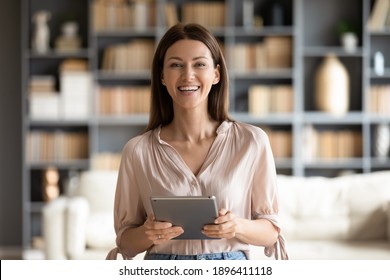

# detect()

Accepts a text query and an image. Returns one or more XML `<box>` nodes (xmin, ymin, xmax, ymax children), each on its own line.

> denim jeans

<box><xmin>144</xmin><ymin>251</ymin><xmax>247</xmax><ymax>260</ymax></box>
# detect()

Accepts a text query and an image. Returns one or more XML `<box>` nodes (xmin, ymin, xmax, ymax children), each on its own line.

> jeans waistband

<box><xmin>144</xmin><ymin>251</ymin><xmax>247</xmax><ymax>260</ymax></box>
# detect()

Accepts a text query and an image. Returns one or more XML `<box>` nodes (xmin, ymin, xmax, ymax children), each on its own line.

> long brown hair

<box><xmin>146</xmin><ymin>23</ymin><xmax>230</xmax><ymax>131</ymax></box>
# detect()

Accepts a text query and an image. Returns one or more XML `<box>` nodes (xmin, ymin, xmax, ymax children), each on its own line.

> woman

<box><xmin>106</xmin><ymin>23</ymin><xmax>288</xmax><ymax>260</ymax></box>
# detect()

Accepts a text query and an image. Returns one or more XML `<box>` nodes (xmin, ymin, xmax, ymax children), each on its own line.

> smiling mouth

<box><xmin>178</xmin><ymin>86</ymin><xmax>200</xmax><ymax>92</ymax></box>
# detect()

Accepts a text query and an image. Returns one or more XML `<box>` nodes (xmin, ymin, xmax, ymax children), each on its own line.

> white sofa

<box><xmin>42</xmin><ymin>170</ymin><xmax>390</xmax><ymax>260</ymax></box>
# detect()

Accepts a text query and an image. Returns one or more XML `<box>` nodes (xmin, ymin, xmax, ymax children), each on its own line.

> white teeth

<box><xmin>178</xmin><ymin>86</ymin><xmax>199</xmax><ymax>91</ymax></box>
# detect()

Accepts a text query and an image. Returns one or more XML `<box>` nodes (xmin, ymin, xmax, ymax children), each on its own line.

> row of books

<box><xmin>229</xmin><ymin>36</ymin><xmax>293</xmax><ymax>72</ymax></box>
<box><xmin>91</xmin><ymin>152</ymin><xmax>121</xmax><ymax>171</ymax></box>
<box><xmin>181</xmin><ymin>2</ymin><xmax>225</xmax><ymax>29</ymax></box>
<box><xmin>97</xmin><ymin>86</ymin><xmax>151</xmax><ymax>115</ymax></box>
<box><xmin>369</xmin><ymin>85</ymin><xmax>390</xmax><ymax>115</ymax></box>
<box><xmin>303</xmin><ymin>126</ymin><xmax>362</xmax><ymax>161</ymax></box>
<box><xmin>93</xmin><ymin>0</ymin><xmax>156</xmax><ymax>31</ymax></box>
<box><xmin>262</xmin><ymin>127</ymin><xmax>292</xmax><ymax>159</ymax></box>
<box><xmin>164</xmin><ymin>1</ymin><xmax>226</xmax><ymax>29</ymax></box>
<box><xmin>248</xmin><ymin>85</ymin><xmax>293</xmax><ymax>115</ymax></box>
<box><xmin>367</xmin><ymin>0</ymin><xmax>390</xmax><ymax>31</ymax></box>
<box><xmin>26</xmin><ymin>131</ymin><xmax>89</xmax><ymax>163</ymax></box>
<box><xmin>101</xmin><ymin>40</ymin><xmax>155</xmax><ymax>73</ymax></box>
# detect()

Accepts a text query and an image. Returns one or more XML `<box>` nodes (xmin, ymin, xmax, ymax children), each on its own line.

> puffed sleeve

<box><xmin>251</xmin><ymin>129</ymin><xmax>289</xmax><ymax>260</ymax></box>
<box><xmin>106</xmin><ymin>137</ymin><xmax>147</xmax><ymax>260</ymax></box>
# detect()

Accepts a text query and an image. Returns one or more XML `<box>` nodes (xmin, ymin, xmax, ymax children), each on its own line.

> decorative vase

<box><xmin>315</xmin><ymin>54</ymin><xmax>350</xmax><ymax>116</ymax></box>
<box><xmin>374</xmin><ymin>51</ymin><xmax>385</xmax><ymax>76</ymax></box>
<box><xmin>374</xmin><ymin>123</ymin><xmax>390</xmax><ymax>159</ymax></box>
<box><xmin>62</xmin><ymin>21</ymin><xmax>78</xmax><ymax>38</ymax></box>
<box><xmin>32</xmin><ymin>10</ymin><xmax>51</xmax><ymax>54</ymax></box>
<box><xmin>341</xmin><ymin>32</ymin><xmax>357</xmax><ymax>53</ymax></box>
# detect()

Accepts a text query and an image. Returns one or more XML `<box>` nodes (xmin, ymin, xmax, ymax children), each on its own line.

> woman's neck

<box><xmin>165</xmin><ymin>109</ymin><xmax>218</xmax><ymax>143</ymax></box>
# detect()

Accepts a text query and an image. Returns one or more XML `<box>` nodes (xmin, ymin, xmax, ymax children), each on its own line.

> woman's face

<box><xmin>162</xmin><ymin>39</ymin><xmax>220</xmax><ymax>113</ymax></box>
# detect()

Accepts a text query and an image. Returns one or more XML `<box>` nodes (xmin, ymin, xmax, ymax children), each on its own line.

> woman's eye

<box><xmin>195</xmin><ymin>62</ymin><xmax>206</xmax><ymax>67</ymax></box>
<box><xmin>170</xmin><ymin>63</ymin><xmax>182</xmax><ymax>68</ymax></box>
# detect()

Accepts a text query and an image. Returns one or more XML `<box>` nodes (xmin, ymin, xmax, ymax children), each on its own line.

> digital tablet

<box><xmin>150</xmin><ymin>196</ymin><xmax>219</xmax><ymax>240</ymax></box>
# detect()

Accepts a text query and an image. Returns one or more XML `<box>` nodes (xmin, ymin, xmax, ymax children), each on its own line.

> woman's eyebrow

<box><xmin>166</xmin><ymin>56</ymin><xmax>209</xmax><ymax>61</ymax></box>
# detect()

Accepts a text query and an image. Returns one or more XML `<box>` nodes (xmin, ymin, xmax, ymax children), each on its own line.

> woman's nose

<box><xmin>181</xmin><ymin>65</ymin><xmax>195</xmax><ymax>80</ymax></box>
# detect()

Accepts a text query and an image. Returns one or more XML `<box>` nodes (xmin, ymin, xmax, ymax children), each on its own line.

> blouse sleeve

<box><xmin>106</xmin><ymin>138</ymin><xmax>147</xmax><ymax>260</ymax></box>
<box><xmin>251</xmin><ymin>129</ymin><xmax>289</xmax><ymax>260</ymax></box>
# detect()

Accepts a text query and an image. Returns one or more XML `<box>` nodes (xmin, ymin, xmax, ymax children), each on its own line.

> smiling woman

<box><xmin>148</xmin><ymin>23</ymin><xmax>230</xmax><ymax>131</ymax></box>
<box><xmin>106</xmin><ymin>23</ymin><xmax>288</xmax><ymax>261</ymax></box>
<box><xmin>161</xmin><ymin>39</ymin><xmax>220</xmax><ymax>113</ymax></box>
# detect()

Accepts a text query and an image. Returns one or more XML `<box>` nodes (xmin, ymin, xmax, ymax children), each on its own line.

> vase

<box><xmin>341</xmin><ymin>32</ymin><xmax>357</xmax><ymax>53</ymax></box>
<box><xmin>374</xmin><ymin>123</ymin><xmax>390</xmax><ymax>159</ymax></box>
<box><xmin>62</xmin><ymin>21</ymin><xmax>78</xmax><ymax>38</ymax></box>
<box><xmin>374</xmin><ymin>51</ymin><xmax>385</xmax><ymax>76</ymax></box>
<box><xmin>315</xmin><ymin>54</ymin><xmax>350</xmax><ymax>116</ymax></box>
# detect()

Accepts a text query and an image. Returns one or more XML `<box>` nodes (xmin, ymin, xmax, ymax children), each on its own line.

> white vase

<box><xmin>374</xmin><ymin>51</ymin><xmax>385</xmax><ymax>76</ymax></box>
<box><xmin>341</xmin><ymin>32</ymin><xmax>358</xmax><ymax>53</ymax></box>
<box><xmin>374</xmin><ymin>123</ymin><xmax>390</xmax><ymax>159</ymax></box>
<box><xmin>315</xmin><ymin>54</ymin><xmax>350</xmax><ymax>116</ymax></box>
<box><xmin>62</xmin><ymin>21</ymin><xmax>78</xmax><ymax>38</ymax></box>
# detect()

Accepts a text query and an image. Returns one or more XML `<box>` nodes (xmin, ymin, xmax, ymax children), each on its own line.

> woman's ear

<box><xmin>213</xmin><ymin>64</ymin><xmax>220</xmax><ymax>85</ymax></box>
<box><xmin>161</xmin><ymin>74</ymin><xmax>165</xmax><ymax>85</ymax></box>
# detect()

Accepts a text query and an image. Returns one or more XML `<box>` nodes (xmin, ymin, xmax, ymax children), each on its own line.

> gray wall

<box><xmin>0</xmin><ymin>0</ymin><xmax>22</xmax><ymax>247</ymax></box>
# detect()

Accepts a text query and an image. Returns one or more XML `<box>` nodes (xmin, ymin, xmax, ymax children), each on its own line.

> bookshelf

<box><xmin>21</xmin><ymin>0</ymin><xmax>390</xmax><ymax>253</ymax></box>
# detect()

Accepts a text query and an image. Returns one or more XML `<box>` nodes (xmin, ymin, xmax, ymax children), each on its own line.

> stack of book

<box><xmin>29</xmin><ymin>75</ymin><xmax>55</xmax><ymax>93</ymax></box>
<box><xmin>55</xmin><ymin>36</ymin><xmax>81</xmax><ymax>53</ymax></box>
<box><xmin>93</xmin><ymin>0</ymin><xmax>156</xmax><ymax>31</ymax></box>
<box><xmin>101</xmin><ymin>40</ymin><xmax>155</xmax><ymax>73</ymax></box>
<box><xmin>303</xmin><ymin>126</ymin><xmax>362</xmax><ymax>161</ymax></box>
<box><xmin>248</xmin><ymin>85</ymin><xmax>293</xmax><ymax>115</ymax></box>
<box><xmin>97</xmin><ymin>85</ymin><xmax>151</xmax><ymax>115</ymax></box>
<box><xmin>29</xmin><ymin>75</ymin><xmax>60</xmax><ymax>120</ymax></box>
<box><xmin>367</xmin><ymin>0</ymin><xmax>390</xmax><ymax>31</ymax></box>
<box><xmin>369</xmin><ymin>85</ymin><xmax>390</xmax><ymax>115</ymax></box>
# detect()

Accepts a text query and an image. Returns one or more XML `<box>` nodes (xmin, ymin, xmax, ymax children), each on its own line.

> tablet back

<box><xmin>150</xmin><ymin>196</ymin><xmax>219</xmax><ymax>240</ymax></box>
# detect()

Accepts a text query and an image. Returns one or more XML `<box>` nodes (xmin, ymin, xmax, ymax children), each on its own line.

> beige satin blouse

<box><xmin>107</xmin><ymin>120</ymin><xmax>288</xmax><ymax>260</ymax></box>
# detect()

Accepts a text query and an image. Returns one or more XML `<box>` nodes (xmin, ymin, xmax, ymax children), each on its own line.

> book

<box><xmin>60</xmin><ymin>71</ymin><xmax>92</xmax><ymax>120</ymax></box>
<box><xmin>29</xmin><ymin>92</ymin><xmax>60</xmax><ymax>120</ymax></box>
<box><xmin>97</xmin><ymin>85</ymin><xmax>151</xmax><ymax>115</ymax></box>
<box><xmin>248</xmin><ymin>85</ymin><xmax>270</xmax><ymax>115</ymax></box>
<box><xmin>29</xmin><ymin>75</ymin><xmax>56</xmax><ymax>93</ymax></box>
<box><xmin>165</xmin><ymin>2</ymin><xmax>178</xmax><ymax>27</ymax></box>
<box><xmin>367</xmin><ymin>0</ymin><xmax>390</xmax><ymax>31</ymax></box>
<box><xmin>55</xmin><ymin>36</ymin><xmax>81</xmax><ymax>52</ymax></box>
<box><xmin>182</xmin><ymin>2</ymin><xmax>225</xmax><ymax>28</ymax></box>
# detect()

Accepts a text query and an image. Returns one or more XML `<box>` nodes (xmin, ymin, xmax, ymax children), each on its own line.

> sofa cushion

<box><xmin>77</xmin><ymin>170</ymin><xmax>118</xmax><ymax>213</ymax></box>
<box><xmin>344</xmin><ymin>172</ymin><xmax>390</xmax><ymax>240</ymax></box>
<box><xmin>277</xmin><ymin>175</ymin><xmax>349</xmax><ymax>240</ymax></box>
<box><xmin>86</xmin><ymin>212</ymin><xmax>116</xmax><ymax>249</ymax></box>
<box><xmin>277</xmin><ymin>171</ymin><xmax>390</xmax><ymax>241</ymax></box>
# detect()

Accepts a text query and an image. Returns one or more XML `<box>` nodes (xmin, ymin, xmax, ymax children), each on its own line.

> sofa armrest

<box><xmin>387</xmin><ymin>201</ymin><xmax>390</xmax><ymax>241</ymax></box>
<box><xmin>66</xmin><ymin>196</ymin><xmax>90</xmax><ymax>259</ymax></box>
<box><xmin>42</xmin><ymin>197</ymin><xmax>68</xmax><ymax>259</ymax></box>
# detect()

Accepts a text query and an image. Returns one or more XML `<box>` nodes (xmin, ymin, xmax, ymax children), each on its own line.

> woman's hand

<box><xmin>202</xmin><ymin>209</ymin><xmax>240</xmax><ymax>239</ymax></box>
<box><xmin>144</xmin><ymin>215</ymin><xmax>184</xmax><ymax>244</ymax></box>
